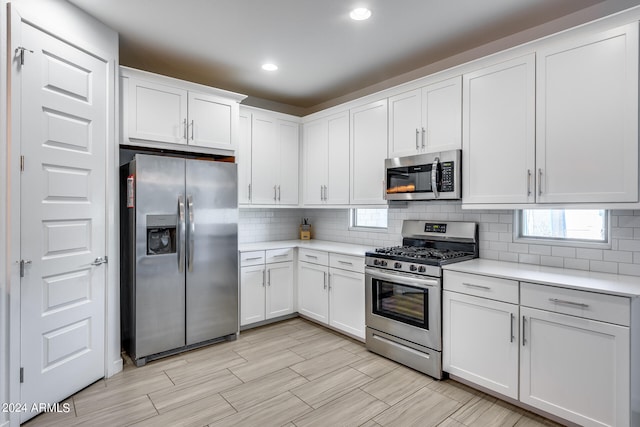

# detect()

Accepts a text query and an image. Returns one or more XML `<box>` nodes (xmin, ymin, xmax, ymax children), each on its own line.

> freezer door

<box><xmin>134</xmin><ymin>154</ymin><xmax>186</xmax><ymax>357</ymax></box>
<box><xmin>185</xmin><ymin>159</ymin><xmax>239</xmax><ymax>345</ymax></box>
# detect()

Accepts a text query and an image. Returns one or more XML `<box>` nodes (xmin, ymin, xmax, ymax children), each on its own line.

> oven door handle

<box><xmin>365</xmin><ymin>267</ymin><xmax>439</xmax><ymax>289</ymax></box>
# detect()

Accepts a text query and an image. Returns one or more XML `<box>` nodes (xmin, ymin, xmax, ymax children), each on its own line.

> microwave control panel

<box><xmin>441</xmin><ymin>161</ymin><xmax>454</xmax><ymax>192</ymax></box>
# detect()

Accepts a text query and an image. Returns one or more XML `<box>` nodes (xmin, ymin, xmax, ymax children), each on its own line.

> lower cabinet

<box><xmin>240</xmin><ymin>249</ymin><xmax>294</xmax><ymax>327</ymax></box>
<box><xmin>298</xmin><ymin>249</ymin><xmax>365</xmax><ymax>340</ymax></box>
<box><xmin>443</xmin><ymin>270</ymin><xmax>632</xmax><ymax>427</ymax></box>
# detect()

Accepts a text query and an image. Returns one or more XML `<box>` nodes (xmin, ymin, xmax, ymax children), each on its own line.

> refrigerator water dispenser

<box><xmin>146</xmin><ymin>214</ymin><xmax>176</xmax><ymax>255</ymax></box>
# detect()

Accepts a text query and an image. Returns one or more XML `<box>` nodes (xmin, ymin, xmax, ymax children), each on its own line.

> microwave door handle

<box><xmin>431</xmin><ymin>157</ymin><xmax>440</xmax><ymax>199</ymax></box>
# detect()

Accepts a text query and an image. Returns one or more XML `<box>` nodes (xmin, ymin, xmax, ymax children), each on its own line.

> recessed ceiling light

<box><xmin>261</xmin><ymin>63</ymin><xmax>278</xmax><ymax>71</ymax></box>
<box><xmin>350</xmin><ymin>7</ymin><xmax>371</xmax><ymax>21</ymax></box>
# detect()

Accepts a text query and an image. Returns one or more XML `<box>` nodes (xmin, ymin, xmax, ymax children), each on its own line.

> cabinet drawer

<box><xmin>444</xmin><ymin>271</ymin><xmax>518</xmax><ymax>304</ymax></box>
<box><xmin>329</xmin><ymin>253</ymin><xmax>364</xmax><ymax>273</ymax></box>
<box><xmin>298</xmin><ymin>248</ymin><xmax>329</xmax><ymax>265</ymax></box>
<box><xmin>521</xmin><ymin>282</ymin><xmax>630</xmax><ymax>326</ymax></box>
<box><xmin>240</xmin><ymin>250</ymin><xmax>265</xmax><ymax>267</ymax></box>
<box><xmin>266</xmin><ymin>248</ymin><xmax>294</xmax><ymax>263</ymax></box>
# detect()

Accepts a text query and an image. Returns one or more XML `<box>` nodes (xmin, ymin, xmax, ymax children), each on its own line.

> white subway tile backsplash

<box><xmin>238</xmin><ymin>205</ymin><xmax>640</xmax><ymax>277</ymax></box>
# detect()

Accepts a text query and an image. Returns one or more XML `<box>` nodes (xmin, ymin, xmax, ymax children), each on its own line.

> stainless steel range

<box><xmin>365</xmin><ymin>220</ymin><xmax>478</xmax><ymax>379</ymax></box>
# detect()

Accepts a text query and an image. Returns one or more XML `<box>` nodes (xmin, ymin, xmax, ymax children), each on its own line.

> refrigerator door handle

<box><xmin>177</xmin><ymin>195</ymin><xmax>186</xmax><ymax>273</ymax></box>
<box><xmin>187</xmin><ymin>195</ymin><xmax>195</xmax><ymax>272</ymax></box>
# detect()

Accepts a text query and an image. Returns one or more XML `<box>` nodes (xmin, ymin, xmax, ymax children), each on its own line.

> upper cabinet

<box><xmin>462</xmin><ymin>54</ymin><xmax>536</xmax><ymax>205</ymax></box>
<box><xmin>535</xmin><ymin>23</ymin><xmax>638</xmax><ymax>204</ymax></box>
<box><xmin>463</xmin><ymin>22</ymin><xmax>639</xmax><ymax>207</ymax></box>
<box><xmin>120</xmin><ymin>67</ymin><xmax>246</xmax><ymax>155</ymax></box>
<box><xmin>388</xmin><ymin>76</ymin><xmax>462</xmax><ymax>158</ymax></box>
<box><xmin>240</xmin><ymin>107</ymin><xmax>300</xmax><ymax>206</ymax></box>
<box><xmin>302</xmin><ymin>111</ymin><xmax>350</xmax><ymax>206</ymax></box>
<box><xmin>350</xmin><ymin>99</ymin><xmax>388</xmax><ymax>205</ymax></box>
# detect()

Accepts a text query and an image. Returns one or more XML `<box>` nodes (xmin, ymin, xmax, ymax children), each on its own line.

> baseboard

<box><xmin>107</xmin><ymin>356</ymin><xmax>123</xmax><ymax>378</ymax></box>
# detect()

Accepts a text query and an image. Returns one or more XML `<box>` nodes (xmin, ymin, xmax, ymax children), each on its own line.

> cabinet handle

<box><xmin>338</xmin><ymin>260</ymin><xmax>353</xmax><ymax>266</ymax></box>
<box><xmin>462</xmin><ymin>282</ymin><xmax>491</xmax><ymax>291</ymax></box>
<box><xmin>323</xmin><ymin>272</ymin><xmax>327</xmax><ymax>290</ymax></box>
<box><xmin>324</xmin><ymin>185</ymin><xmax>327</xmax><ymax>201</ymax></box>
<box><xmin>277</xmin><ymin>185</ymin><xmax>281</xmax><ymax>201</ymax></box>
<box><xmin>183</xmin><ymin>119</ymin><xmax>187</xmax><ymax>140</ymax></box>
<box><xmin>272</xmin><ymin>254</ymin><xmax>288</xmax><ymax>258</ymax></box>
<box><xmin>245</xmin><ymin>256</ymin><xmax>262</xmax><ymax>261</ymax></box>
<box><xmin>548</xmin><ymin>298</ymin><xmax>589</xmax><ymax>308</ymax></box>
<box><xmin>189</xmin><ymin>120</ymin><xmax>194</xmax><ymax>140</ymax></box>
<box><xmin>382</xmin><ymin>180</ymin><xmax>385</xmax><ymax>199</ymax></box>
<box><xmin>268</xmin><ymin>269</ymin><xmax>271</xmax><ymax>286</ymax></box>
<box><xmin>527</xmin><ymin>169</ymin><xmax>532</xmax><ymax>196</ymax></box>
<box><xmin>273</xmin><ymin>185</ymin><xmax>277</xmax><ymax>201</ymax></box>
<box><xmin>328</xmin><ymin>273</ymin><xmax>331</xmax><ymax>291</ymax></box>
<box><xmin>248</xmin><ymin>184</ymin><xmax>252</xmax><ymax>201</ymax></box>
<box><xmin>305</xmin><ymin>254</ymin><xmax>318</xmax><ymax>259</ymax></box>
<box><xmin>415</xmin><ymin>129</ymin><xmax>420</xmax><ymax>149</ymax></box>
<box><xmin>262</xmin><ymin>269</ymin><xmax>266</xmax><ymax>287</ymax></box>
<box><xmin>510</xmin><ymin>313</ymin><xmax>515</xmax><ymax>343</ymax></box>
<box><xmin>320</xmin><ymin>185</ymin><xmax>324</xmax><ymax>201</ymax></box>
<box><xmin>522</xmin><ymin>315</ymin><xmax>526</xmax><ymax>347</ymax></box>
<box><xmin>537</xmin><ymin>168</ymin><xmax>543</xmax><ymax>196</ymax></box>
<box><xmin>421</xmin><ymin>127</ymin><xmax>426</xmax><ymax>149</ymax></box>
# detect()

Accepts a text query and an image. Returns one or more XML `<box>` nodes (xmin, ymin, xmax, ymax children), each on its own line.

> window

<box><xmin>516</xmin><ymin>209</ymin><xmax>609</xmax><ymax>246</ymax></box>
<box><xmin>350</xmin><ymin>208</ymin><xmax>388</xmax><ymax>229</ymax></box>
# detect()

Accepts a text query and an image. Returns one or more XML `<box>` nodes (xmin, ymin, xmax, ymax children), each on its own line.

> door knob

<box><xmin>91</xmin><ymin>257</ymin><xmax>108</xmax><ymax>266</ymax></box>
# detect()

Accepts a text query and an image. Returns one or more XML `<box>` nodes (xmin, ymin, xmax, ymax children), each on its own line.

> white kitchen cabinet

<box><xmin>535</xmin><ymin>23</ymin><xmax>638</xmax><ymax>203</ymax></box>
<box><xmin>462</xmin><ymin>54</ymin><xmax>536</xmax><ymax>205</ymax></box>
<box><xmin>328</xmin><ymin>266</ymin><xmax>365</xmax><ymax>339</ymax></box>
<box><xmin>240</xmin><ymin>249</ymin><xmax>294</xmax><ymax>327</ymax></box>
<box><xmin>238</xmin><ymin>109</ymin><xmax>252</xmax><ymax>204</ymax></box>
<box><xmin>121</xmin><ymin>67</ymin><xmax>243</xmax><ymax>153</ymax></box>
<box><xmin>350</xmin><ymin>99</ymin><xmax>388</xmax><ymax>205</ymax></box>
<box><xmin>443</xmin><ymin>271</ymin><xmax>519</xmax><ymax>399</ymax></box>
<box><xmin>250</xmin><ymin>112</ymin><xmax>299</xmax><ymax>205</ymax></box>
<box><xmin>388</xmin><ymin>76</ymin><xmax>461</xmax><ymax>158</ymax></box>
<box><xmin>297</xmin><ymin>259</ymin><xmax>329</xmax><ymax>323</ymax></box>
<box><xmin>302</xmin><ymin>111</ymin><xmax>350</xmax><ymax>205</ymax></box>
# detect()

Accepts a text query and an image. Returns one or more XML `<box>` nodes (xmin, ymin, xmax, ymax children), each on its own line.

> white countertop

<box><xmin>239</xmin><ymin>239</ymin><xmax>374</xmax><ymax>257</ymax></box>
<box><xmin>443</xmin><ymin>259</ymin><xmax>640</xmax><ymax>298</ymax></box>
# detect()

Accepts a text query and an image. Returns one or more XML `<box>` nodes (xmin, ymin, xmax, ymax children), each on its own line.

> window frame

<box><xmin>348</xmin><ymin>208</ymin><xmax>388</xmax><ymax>231</ymax></box>
<box><xmin>513</xmin><ymin>209</ymin><xmax>611</xmax><ymax>249</ymax></box>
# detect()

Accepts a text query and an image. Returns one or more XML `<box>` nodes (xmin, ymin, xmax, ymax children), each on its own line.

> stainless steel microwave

<box><xmin>385</xmin><ymin>149</ymin><xmax>461</xmax><ymax>201</ymax></box>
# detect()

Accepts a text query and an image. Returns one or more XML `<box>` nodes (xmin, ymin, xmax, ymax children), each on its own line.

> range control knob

<box><xmin>418</xmin><ymin>266</ymin><xmax>426</xmax><ymax>273</ymax></box>
<box><xmin>409</xmin><ymin>265</ymin><xmax>417</xmax><ymax>272</ymax></box>
<box><xmin>374</xmin><ymin>259</ymin><xmax>381</xmax><ymax>266</ymax></box>
<box><xmin>394</xmin><ymin>262</ymin><xmax>402</xmax><ymax>269</ymax></box>
<box><xmin>381</xmin><ymin>260</ymin><xmax>388</xmax><ymax>267</ymax></box>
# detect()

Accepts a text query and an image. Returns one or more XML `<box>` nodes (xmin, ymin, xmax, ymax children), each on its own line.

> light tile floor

<box><xmin>25</xmin><ymin>318</ymin><xmax>564</xmax><ymax>427</ymax></box>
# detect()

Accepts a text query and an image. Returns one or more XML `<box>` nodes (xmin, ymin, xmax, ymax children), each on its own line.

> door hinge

<box><xmin>15</xmin><ymin>46</ymin><xmax>33</xmax><ymax>66</ymax></box>
<box><xmin>20</xmin><ymin>155</ymin><xmax>24</xmax><ymax>172</ymax></box>
<box><xmin>20</xmin><ymin>367</ymin><xmax>24</xmax><ymax>383</ymax></box>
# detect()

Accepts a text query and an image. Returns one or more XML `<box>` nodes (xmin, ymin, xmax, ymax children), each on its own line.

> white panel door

<box><xmin>297</xmin><ymin>262</ymin><xmax>329</xmax><ymax>324</ymax></box>
<box><xmin>388</xmin><ymin>89</ymin><xmax>421</xmax><ymax>158</ymax></box>
<box><xmin>328</xmin><ymin>269</ymin><xmax>365</xmax><ymax>339</ymax></box>
<box><xmin>238</xmin><ymin>110</ymin><xmax>252</xmax><ymax>204</ymax></box>
<box><xmin>19</xmin><ymin>22</ymin><xmax>107</xmax><ymax>422</ymax></box>
<box><xmin>326</xmin><ymin>111</ymin><xmax>350</xmax><ymax>205</ymax></box>
<box><xmin>240</xmin><ymin>265</ymin><xmax>266</xmax><ymax>326</ymax></box>
<box><xmin>302</xmin><ymin>119</ymin><xmax>328</xmax><ymax>205</ymax></box>
<box><xmin>350</xmin><ymin>99</ymin><xmax>388</xmax><ymax>205</ymax></box>
<box><xmin>422</xmin><ymin>76</ymin><xmax>462</xmax><ymax>152</ymax></box>
<box><xmin>520</xmin><ymin>307</ymin><xmax>630</xmax><ymax>427</ymax></box>
<box><xmin>277</xmin><ymin>119</ymin><xmax>299</xmax><ymax>205</ymax></box>
<box><xmin>251</xmin><ymin>114</ymin><xmax>277</xmax><ymax>204</ymax></box>
<box><xmin>443</xmin><ymin>291</ymin><xmax>519</xmax><ymax>399</ymax></box>
<box><xmin>463</xmin><ymin>54</ymin><xmax>535</xmax><ymax>204</ymax></box>
<box><xmin>266</xmin><ymin>262</ymin><xmax>294</xmax><ymax>319</ymax></box>
<box><xmin>536</xmin><ymin>23</ymin><xmax>638</xmax><ymax>203</ymax></box>
<box><xmin>188</xmin><ymin>91</ymin><xmax>237</xmax><ymax>150</ymax></box>
<box><xmin>128</xmin><ymin>78</ymin><xmax>188</xmax><ymax>145</ymax></box>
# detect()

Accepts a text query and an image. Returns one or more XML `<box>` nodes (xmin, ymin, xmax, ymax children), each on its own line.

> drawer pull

<box><xmin>338</xmin><ymin>260</ymin><xmax>353</xmax><ymax>266</ymax></box>
<box><xmin>305</xmin><ymin>255</ymin><xmax>318</xmax><ymax>259</ymax></box>
<box><xmin>548</xmin><ymin>298</ymin><xmax>589</xmax><ymax>309</ymax></box>
<box><xmin>272</xmin><ymin>254</ymin><xmax>288</xmax><ymax>258</ymax></box>
<box><xmin>245</xmin><ymin>257</ymin><xmax>262</xmax><ymax>261</ymax></box>
<box><xmin>463</xmin><ymin>282</ymin><xmax>491</xmax><ymax>291</ymax></box>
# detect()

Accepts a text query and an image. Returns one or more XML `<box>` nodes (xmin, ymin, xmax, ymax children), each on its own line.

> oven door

<box><xmin>365</xmin><ymin>266</ymin><xmax>441</xmax><ymax>351</ymax></box>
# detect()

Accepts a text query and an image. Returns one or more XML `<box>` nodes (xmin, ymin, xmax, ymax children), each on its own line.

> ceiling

<box><xmin>69</xmin><ymin>0</ymin><xmax>634</xmax><ymax>115</ymax></box>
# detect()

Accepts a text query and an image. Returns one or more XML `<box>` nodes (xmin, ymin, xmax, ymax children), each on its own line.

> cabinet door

<box><xmin>328</xmin><ymin>269</ymin><xmax>365</xmax><ymax>339</ymax></box>
<box><xmin>463</xmin><ymin>54</ymin><xmax>535</xmax><ymax>204</ymax></box>
<box><xmin>351</xmin><ymin>99</ymin><xmax>388</xmax><ymax>205</ymax></box>
<box><xmin>443</xmin><ymin>291</ymin><xmax>519</xmax><ymax>399</ymax></box>
<box><xmin>303</xmin><ymin>119</ymin><xmax>328</xmax><ymax>205</ymax></box>
<box><xmin>277</xmin><ymin>119</ymin><xmax>299</xmax><ymax>205</ymax></box>
<box><xmin>251</xmin><ymin>113</ymin><xmax>277</xmax><ymax>204</ymax></box>
<box><xmin>240</xmin><ymin>265</ymin><xmax>265</xmax><ymax>326</ymax></box>
<box><xmin>128</xmin><ymin>78</ymin><xmax>188</xmax><ymax>145</ymax></box>
<box><xmin>520</xmin><ymin>307</ymin><xmax>630</xmax><ymax>427</ymax></box>
<box><xmin>326</xmin><ymin>111</ymin><xmax>350</xmax><ymax>205</ymax></box>
<box><xmin>422</xmin><ymin>76</ymin><xmax>462</xmax><ymax>152</ymax></box>
<box><xmin>188</xmin><ymin>91</ymin><xmax>237</xmax><ymax>150</ymax></box>
<box><xmin>536</xmin><ymin>23</ymin><xmax>638</xmax><ymax>203</ymax></box>
<box><xmin>297</xmin><ymin>262</ymin><xmax>329</xmax><ymax>324</ymax></box>
<box><xmin>238</xmin><ymin>110</ymin><xmax>252</xmax><ymax>204</ymax></box>
<box><xmin>388</xmin><ymin>89</ymin><xmax>421</xmax><ymax>158</ymax></box>
<box><xmin>266</xmin><ymin>262</ymin><xmax>294</xmax><ymax>319</ymax></box>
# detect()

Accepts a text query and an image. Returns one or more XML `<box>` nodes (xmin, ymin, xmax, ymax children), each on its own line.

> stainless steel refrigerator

<box><xmin>120</xmin><ymin>154</ymin><xmax>238</xmax><ymax>366</ymax></box>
